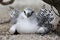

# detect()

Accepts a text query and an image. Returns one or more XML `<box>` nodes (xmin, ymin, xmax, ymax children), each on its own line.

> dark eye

<box><xmin>24</xmin><ymin>11</ymin><xmax>26</xmax><ymax>13</ymax></box>
<box><xmin>31</xmin><ymin>11</ymin><xmax>34</xmax><ymax>13</ymax></box>
<box><xmin>24</xmin><ymin>11</ymin><xmax>26</xmax><ymax>15</ymax></box>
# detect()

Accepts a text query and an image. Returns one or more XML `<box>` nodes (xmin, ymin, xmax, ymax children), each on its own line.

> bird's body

<box><xmin>16</xmin><ymin>12</ymin><xmax>39</xmax><ymax>33</ymax></box>
<box><xmin>9</xmin><ymin>5</ymin><xmax>54</xmax><ymax>35</ymax></box>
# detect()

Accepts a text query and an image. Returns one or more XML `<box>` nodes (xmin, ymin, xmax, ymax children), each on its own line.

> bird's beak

<box><xmin>26</xmin><ymin>13</ymin><xmax>31</xmax><ymax>17</ymax></box>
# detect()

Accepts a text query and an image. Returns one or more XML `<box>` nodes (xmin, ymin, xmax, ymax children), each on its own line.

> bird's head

<box><xmin>23</xmin><ymin>8</ymin><xmax>34</xmax><ymax>18</ymax></box>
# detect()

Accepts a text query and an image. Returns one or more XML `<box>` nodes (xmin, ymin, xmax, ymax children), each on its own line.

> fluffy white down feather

<box><xmin>16</xmin><ymin>12</ymin><xmax>39</xmax><ymax>33</ymax></box>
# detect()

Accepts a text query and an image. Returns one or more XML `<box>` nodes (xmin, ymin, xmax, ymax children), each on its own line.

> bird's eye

<box><xmin>31</xmin><ymin>11</ymin><xmax>34</xmax><ymax>13</ymax></box>
<box><xmin>24</xmin><ymin>11</ymin><xmax>26</xmax><ymax>15</ymax></box>
<box><xmin>24</xmin><ymin>11</ymin><xmax>26</xmax><ymax>13</ymax></box>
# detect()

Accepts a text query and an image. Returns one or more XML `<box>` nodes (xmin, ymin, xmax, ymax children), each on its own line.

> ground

<box><xmin>0</xmin><ymin>34</ymin><xmax>60</xmax><ymax>40</ymax></box>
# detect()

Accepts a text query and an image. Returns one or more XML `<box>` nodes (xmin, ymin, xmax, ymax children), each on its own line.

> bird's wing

<box><xmin>9</xmin><ymin>6</ymin><xmax>21</xmax><ymax>24</ymax></box>
<box><xmin>36</xmin><ymin>5</ymin><xmax>54</xmax><ymax>26</ymax></box>
<box><xmin>9</xmin><ymin>6</ymin><xmax>20</xmax><ymax>18</ymax></box>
